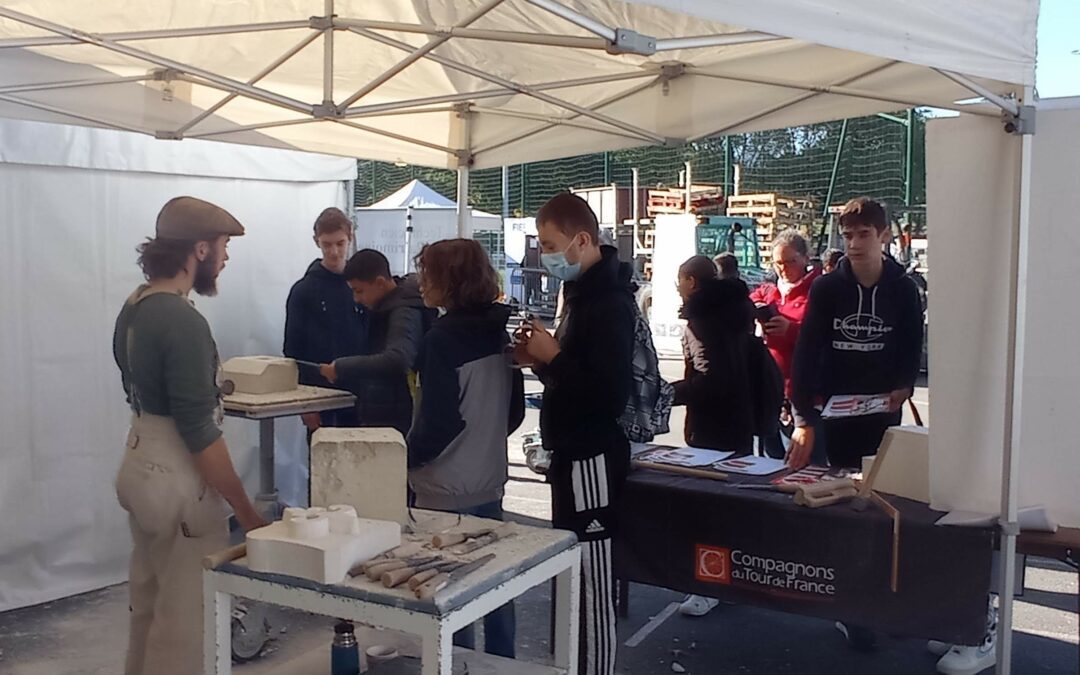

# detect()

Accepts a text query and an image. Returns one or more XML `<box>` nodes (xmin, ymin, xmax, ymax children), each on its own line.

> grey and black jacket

<box><xmin>407</xmin><ymin>303</ymin><xmax>525</xmax><ymax>510</ymax></box>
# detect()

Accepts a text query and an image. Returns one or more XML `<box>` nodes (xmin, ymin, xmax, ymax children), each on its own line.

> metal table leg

<box><xmin>254</xmin><ymin>418</ymin><xmax>278</xmax><ymax>517</ymax></box>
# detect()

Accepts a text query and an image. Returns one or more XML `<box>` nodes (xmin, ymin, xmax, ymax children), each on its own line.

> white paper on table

<box><xmin>936</xmin><ymin>506</ymin><xmax>1058</xmax><ymax>532</ymax></box>
<box><xmin>821</xmin><ymin>394</ymin><xmax>892</xmax><ymax>419</ymax></box>
<box><xmin>642</xmin><ymin>446</ymin><xmax>735</xmax><ymax>467</ymax></box>
<box><xmin>712</xmin><ymin>455</ymin><xmax>788</xmax><ymax>476</ymax></box>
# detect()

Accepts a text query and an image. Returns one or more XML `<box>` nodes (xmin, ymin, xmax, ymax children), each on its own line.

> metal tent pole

<box><xmin>404</xmin><ymin>206</ymin><xmax>414</xmax><ymax>274</ymax></box>
<box><xmin>631</xmin><ymin>167</ymin><xmax>640</xmax><ymax>256</ymax></box>
<box><xmin>822</xmin><ymin>119</ymin><xmax>849</xmax><ymax>219</ymax></box>
<box><xmin>904</xmin><ymin>109</ymin><xmax>914</xmax><ymax>207</ymax></box>
<box><xmin>456</xmin><ymin>105</ymin><xmax>473</xmax><ymax>237</ymax></box>
<box><xmin>502</xmin><ymin>166</ymin><xmax>510</xmax><ymax>219</ymax></box>
<box><xmin>996</xmin><ymin>91</ymin><xmax>1036</xmax><ymax>675</ymax></box>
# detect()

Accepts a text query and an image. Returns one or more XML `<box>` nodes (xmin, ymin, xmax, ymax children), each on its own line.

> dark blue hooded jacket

<box><xmin>284</xmin><ymin>259</ymin><xmax>368</xmax><ymax>423</ymax></box>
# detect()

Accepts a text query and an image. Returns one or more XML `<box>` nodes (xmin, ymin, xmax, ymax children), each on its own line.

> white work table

<box><xmin>203</xmin><ymin>513</ymin><xmax>581</xmax><ymax>675</ymax></box>
<box><xmin>223</xmin><ymin>385</ymin><xmax>355</xmax><ymax>512</ymax></box>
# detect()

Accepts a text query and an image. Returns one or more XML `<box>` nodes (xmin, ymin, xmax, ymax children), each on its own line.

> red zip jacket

<box><xmin>749</xmin><ymin>267</ymin><xmax>821</xmax><ymax>396</ymax></box>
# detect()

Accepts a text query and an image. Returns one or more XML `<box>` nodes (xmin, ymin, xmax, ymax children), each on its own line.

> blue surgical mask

<box><xmin>541</xmin><ymin>238</ymin><xmax>583</xmax><ymax>281</ymax></box>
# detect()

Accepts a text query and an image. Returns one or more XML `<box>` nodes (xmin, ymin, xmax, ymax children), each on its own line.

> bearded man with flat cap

<box><xmin>112</xmin><ymin>196</ymin><xmax>267</xmax><ymax>675</ymax></box>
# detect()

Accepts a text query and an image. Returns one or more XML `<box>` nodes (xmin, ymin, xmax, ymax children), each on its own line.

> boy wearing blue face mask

<box><xmin>519</xmin><ymin>192</ymin><xmax>635</xmax><ymax>675</ymax></box>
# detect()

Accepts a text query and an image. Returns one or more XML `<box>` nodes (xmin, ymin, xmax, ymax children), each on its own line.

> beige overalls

<box><xmin>115</xmin><ymin>286</ymin><xmax>229</xmax><ymax>675</ymax></box>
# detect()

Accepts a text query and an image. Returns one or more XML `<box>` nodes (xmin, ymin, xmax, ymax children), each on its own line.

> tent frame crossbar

<box><xmin>688</xmin><ymin>66</ymin><xmax>1002</xmax><ymax>119</ymax></box>
<box><xmin>474</xmin><ymin>74</ymin><xmax>663</xmax><ymax>156</ymax></box>
<box><xmin>0</xmin><ymin>92</ymin><xmax>149</xmax><ymax>134</ymax></box>
<box><xmin>688</xmin><ymin>61</ymin><xmax>900</xmax><ymax>141</ymax></box>
<box><xmin>0</xmin><ymin>5</ymin><xmax>1024</xmax><ymax>175</ymax></box>
<box><xmin>522</xmin><ymin>0</ymin><xmax>616</xmax><ymax>41</ymax></box>
<box><xmin>335</xmin><ymin>0</ymin><xmax>505</xmax><ymax>111</ymax></box>
<box><xmin>340</xmin><ymin>71</ymin><xmax>655</xmax><ymax>120</ymax></box>
<box><xmin>345</xmin><ymin>25</ymin><xmax>666</xmax><ymax>145</ymax></box>
<box><xmin>0</xmin><ymin>74</ymin><xmax>151</xmax><ymax>95</ymax></box>
<box><xmin>472</xmin><ymin>106</ymin><xmax>656</xmax><ymax>142</ymax></box>
<box><xmin>175</xmin><ymin>30</ymin><xmax>322</xmax><ymax>136</ymax></box>
<box><xmin>0</xmin><ymin>20</ymin><xmax>310</xmax><ymax>49</ymax></box>
<box><xmin>0</xmin><ymin>7</ymin><xmax>313</xmax><ymax>116</ymax></box>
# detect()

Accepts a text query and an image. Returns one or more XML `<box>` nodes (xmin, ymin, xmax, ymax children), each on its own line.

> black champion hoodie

<box><xmin>791</xmin><ymin>255</ymin><xmax>923</xmax><ymax>424</ymax></box>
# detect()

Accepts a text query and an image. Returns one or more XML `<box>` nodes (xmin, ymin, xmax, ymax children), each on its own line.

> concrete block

<box><xmin>311</xmin><ymin>427</ymin><xmax>408</xmax><ymax>524</ymax></box>
<box><xmin>221</xmin><ymin>356</ymin><xmax>298</xmax><ymax>394</ymax></box>
<box><xmin>246</xmin><ymin>504</ymin><xmax>400</xmax><ymax>584</ymax></box>
<box><xmin>863</xmin><ymin>426</ymin><xmax>930</xmax><ymax>503</ymax></box>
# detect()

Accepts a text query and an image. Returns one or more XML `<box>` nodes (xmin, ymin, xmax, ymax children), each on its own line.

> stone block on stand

<box><xmin>311</xmin><ymin>427</ymin><xmax>408</xmax><ymax>524</ymax></box>
<box><xmin>221</xmin><ymin>356</ymin><xmax>299</xmax><ymax>394</ymax></box>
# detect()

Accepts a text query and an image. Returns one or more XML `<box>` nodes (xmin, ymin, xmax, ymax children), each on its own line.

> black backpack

<box><xmin>618</xmin><ymin>304</ymin><xmax>673</xmax><ymax>443</ymax></box>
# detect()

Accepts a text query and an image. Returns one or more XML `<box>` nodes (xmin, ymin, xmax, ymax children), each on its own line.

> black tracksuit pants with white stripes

<box><xmin>549</xmin><ymin>443</ymin><xmax>628</xmax><ymax>675</ymax></box>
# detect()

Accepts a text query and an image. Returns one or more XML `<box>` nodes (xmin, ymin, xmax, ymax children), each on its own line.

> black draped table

<box><xmin>614</xmin><ymin>466</ymin><xmax>995</xmax><ymax>645</ymax></box>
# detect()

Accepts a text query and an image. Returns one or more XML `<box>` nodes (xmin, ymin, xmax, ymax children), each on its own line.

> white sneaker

<box><xmin>936</xmin><ymin>643</ymin><xmax>996</xmax><ymax>675</ymax></box>
<box><xmin>927</xmin><ymin>640</ymin><xmax>953</xmax><ymax>657</ymax></box>
<box><xmin>678</xmin><ymin>595</ymin><xmax>719</xmax><ymax>617</ymax></box>
<box><xmin>937</xmin><ymin>593</ymin><xmax>997</xmax><ymax>674</ymax></box>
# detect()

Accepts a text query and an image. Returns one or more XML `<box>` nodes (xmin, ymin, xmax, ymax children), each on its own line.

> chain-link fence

<box><xmin>355</xmin><ymin>110</ymin><xmax>926</xmax><ymax>232</ymax></box>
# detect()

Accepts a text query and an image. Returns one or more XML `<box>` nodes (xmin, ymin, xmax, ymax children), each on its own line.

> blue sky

<box><xmin>1037</xmin><ymin>0</ymin><xmax>1080</xmax><ymax>98</ymax></box>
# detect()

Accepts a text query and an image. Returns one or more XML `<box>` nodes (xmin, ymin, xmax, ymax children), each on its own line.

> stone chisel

<box><xmin>382</xmin><ymin>559</ymin><xmax>462</xmax><ymax>588</ymax></box>
<box><xmin>414</xmin><ymin>554</ymin><xmax>495</xmax><ymax>599</ymax></box>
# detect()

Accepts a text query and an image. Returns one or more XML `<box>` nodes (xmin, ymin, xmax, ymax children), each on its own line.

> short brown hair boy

<box><xmin>313</xmin><ymin>207</ymin><xmax>353</xmax><ymax>237</ymax></box>
<box><xmin>536</xmin><ymin>192</ymin><xmax>600</xmax><ymax>244</ymax></box>
<box><xmin>838</xmin><ymin>197</ymin><xmax>888</xmax><ymax>232</ymax></box>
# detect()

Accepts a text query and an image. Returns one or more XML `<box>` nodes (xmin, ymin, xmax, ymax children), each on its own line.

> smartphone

<box><xmin>754</xmin><ymin>304</ymin><xmax>779</xmax><ymax>322</ymax></box>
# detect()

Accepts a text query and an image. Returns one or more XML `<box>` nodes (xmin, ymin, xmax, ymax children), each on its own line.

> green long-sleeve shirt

<box><xmin>113</xmin><ymin>287</ymin><xmax>223</xmax><ymax>453</ymax></box>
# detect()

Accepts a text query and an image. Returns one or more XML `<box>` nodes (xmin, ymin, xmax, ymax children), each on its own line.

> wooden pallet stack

<box><xmin>726</xmin><ymin>193</ymin><xmax>817</xmax><ymax>263</ymax></box>
<box><xmin>645</xmin><ymin>184</ymin><xmax>725</xmax><ymax>217</ymax></box>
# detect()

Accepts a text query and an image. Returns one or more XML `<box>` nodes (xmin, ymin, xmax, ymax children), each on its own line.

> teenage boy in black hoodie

<box><xmin>790</xmin><ymin>197</ymin><xmax>923</xmax><ymax>471</ymax></box>
<box><xmin>791</xmin><ymin>198</ymin><xmax>922</xmax><ymax>654</ymax></box>
<box><xmin>283</xmin><ymin>208</ymin><xmax>368</xmax><ymax>429</ymax></box>
<box><xmin>319</xmin><ymin>249</ymin><xmax>429</xmax><ymax>435</ymax></box>
<box><xmin>519</xmin><ymin>192</ymin><xmax>635</xmax><ymax>675</ymax></box>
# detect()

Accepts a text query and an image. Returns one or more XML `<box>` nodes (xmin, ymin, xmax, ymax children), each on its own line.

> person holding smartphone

<box><xmin>517</xmin><ymin>193</ymin><xmax>635</xmax><ymax>675</ymax></box>
<box><xmin>749</xmin><ymin>229</ymin><xmax>824</xmax><ymax>464</ymax></box>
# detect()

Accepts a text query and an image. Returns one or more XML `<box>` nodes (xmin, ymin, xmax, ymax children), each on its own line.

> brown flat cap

<box><xmin>155</xmin><ymin>196</ymin><xmax>245</xmax><ymax>240</ymax></box>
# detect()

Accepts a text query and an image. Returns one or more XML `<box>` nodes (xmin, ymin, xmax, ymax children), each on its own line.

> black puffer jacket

<box><xmin>673</xmin><ymin>277</ymin><xmax>760</xmax><ymax>453</ymax></box>
<box><xmin>334</xmin><ymin>276</ymin><xmax>432</xmax><ymax>434</ymax></box>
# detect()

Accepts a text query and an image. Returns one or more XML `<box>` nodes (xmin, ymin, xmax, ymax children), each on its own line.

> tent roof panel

<box><xmin>0</xmin><ymin>0</ymin><xmax>1037</xmax><ymax>168</ymax></box>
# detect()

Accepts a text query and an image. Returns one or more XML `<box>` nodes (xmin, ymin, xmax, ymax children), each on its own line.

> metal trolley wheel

<box><xmin>230</xmin><ymin>601</ymin><xmax>271</xmax><ymax>663</ymax></box>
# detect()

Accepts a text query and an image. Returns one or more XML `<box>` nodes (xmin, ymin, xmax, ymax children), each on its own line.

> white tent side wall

<box><xmin>1015</xmin><ymin>101</ymin><xmax>1080</xmax><ymax>528</ymax></box>
<box><xmin>0</xmin><ymin>120</ymin><xmax>354</xmax><ymax>611</ymax></box>
<box><xmin>927</xmin><ymin>102</ymin><xmax>1080</xmax><ymax>529</ymax></box>
<box><xmin>926</xmin><ymin>115</ymin><xmax>1020</xmax><ymax>518</ymax></box>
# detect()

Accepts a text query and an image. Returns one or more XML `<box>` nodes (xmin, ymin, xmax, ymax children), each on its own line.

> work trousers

<box><xmin>115</xmin><ymin>413</ymin><xmax>229</xmax><ymax>675</ymax></box>
<box><xmin>823</xmin><ymin>411</ymin><xmax>902</xmax><ymax>469</ymax></box>
<box><xmin>550</xmin><ymin>445</ymin><xmax>628</xmax><ymax>675</ymax></box>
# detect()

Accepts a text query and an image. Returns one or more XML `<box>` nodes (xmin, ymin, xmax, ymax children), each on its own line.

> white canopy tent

<box><xmin>0</xmin><ymin>1</ymin><xmax>1045</xmax><ymax>671</ymax></box>
<box><xmin>0</xmin><ymin>1</ymin><xmax>1034</xmax><ymax>234</ymax></box>
<box><xmin>356</xmin><ymin>178</ymin><xmax>501</xmax><ymax>274</ymax></box>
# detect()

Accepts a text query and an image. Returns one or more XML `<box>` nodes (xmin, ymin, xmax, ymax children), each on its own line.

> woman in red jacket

<box><xmin>749</xmin><ymin>230</ymin><xmax>826</xmax><ymax>464</ymax></box>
